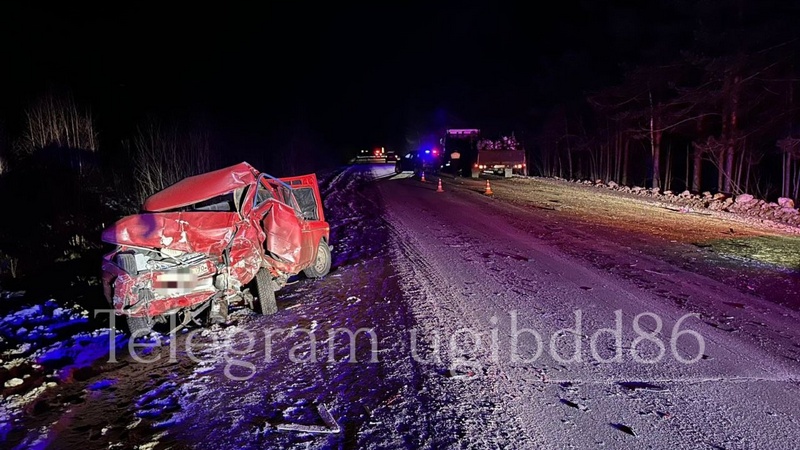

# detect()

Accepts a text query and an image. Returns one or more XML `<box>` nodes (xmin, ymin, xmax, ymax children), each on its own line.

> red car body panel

<box><xmin>101</xmin><ymin>162</ymin><xmax>330</xmax><ymax>318</ymax></box>
<box><xmin>143</xmin><ymin>162</ymin><xmax>259</xmax><ymax>212</ymax></box>
<box><xmin>101</xmin><ymin>212</ymin><xmax>239</xmax><ymax>255</ymax></box>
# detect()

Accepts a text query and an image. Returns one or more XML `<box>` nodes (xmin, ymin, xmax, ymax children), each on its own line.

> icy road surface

<box><xmin>3</xmin><ymin>163</ymin><xmax>800</xmax><ymax>449</ymax></box>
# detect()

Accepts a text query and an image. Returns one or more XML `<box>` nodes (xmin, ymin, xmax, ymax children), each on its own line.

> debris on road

<box><xmin>560</xmin><ymin>399</ymin><xmax>589</xmax><ymax>411</ymax></box>
<box><xmin>611</xmin><ymin>423</ymin><xmax>637</xmax><ymax>436</ymax></box>
<box><xmin>274</xmin><ymin>403</ymin><xmax>341</xmax><ymax>435</ymax></box>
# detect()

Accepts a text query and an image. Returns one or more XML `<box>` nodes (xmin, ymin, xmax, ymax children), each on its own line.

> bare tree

<box><xmin>588</xmin><ymin>64</ymin><xmax>699</xmax><ymax>189</ymax></box>
<box><xmin>778</xmin><ymin>137</ymin><xmax>800</xmax><ymax>201</ymax></box>
<box><xmin>534</xmin><ymin>107</ymin><xmax>568</xmax><ymax>178</ymax></box>
<box><xmin>17</xmin><ymin>91</ymin><xmax>98</xmax><ymax>155</ymax></box>
<box><xmin>131</xmin><ymin>117</ymin><xmax>215</xmax><ymax>204</ymax></box>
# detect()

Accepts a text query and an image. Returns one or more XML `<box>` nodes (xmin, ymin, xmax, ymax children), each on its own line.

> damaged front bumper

<box><xmin>102</xmin><ymin>250</ymin><xmax>244</xmax><ymax>318</ymax></box>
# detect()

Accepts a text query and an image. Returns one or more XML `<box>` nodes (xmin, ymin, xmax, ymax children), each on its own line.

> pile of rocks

<box><xmin>563</xmin><ymin>178</ymin><xmax>800</xmax><ymax>227</ymax></box>
<box><xmin>725</xmin><ymin>194</ymin><xmax>798</xmax><ymax>223</ymax></box>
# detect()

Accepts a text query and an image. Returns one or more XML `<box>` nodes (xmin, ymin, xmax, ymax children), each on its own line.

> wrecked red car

<box><xmin>100</xmin><ymin>162</ymin><xmax>331</xmax><ymax>335</ymax></box>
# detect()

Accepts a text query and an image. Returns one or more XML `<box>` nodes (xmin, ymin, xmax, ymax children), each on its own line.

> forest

<box><xmin>530</xmin><ymin>0</ymin><xmax>800</xmax><ymax>201</ymax></box>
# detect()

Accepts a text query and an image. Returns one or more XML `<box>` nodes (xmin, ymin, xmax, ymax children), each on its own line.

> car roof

<box><xmin>143</xmin><ymin>162</ymin><xmax>260</xmax><ymax>212</ymax></box>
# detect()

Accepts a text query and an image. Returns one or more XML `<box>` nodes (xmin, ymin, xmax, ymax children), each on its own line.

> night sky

<box><xmin>0</xmin><ymin>1</ymin><xmax>727</xmax><ymax>160</ymax></box>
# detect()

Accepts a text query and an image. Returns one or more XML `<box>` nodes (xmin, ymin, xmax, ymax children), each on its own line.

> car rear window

<box><xmin>160</xmin><ymin>192</ymin><xmax>236</xmax><ymax>213</ymax></box>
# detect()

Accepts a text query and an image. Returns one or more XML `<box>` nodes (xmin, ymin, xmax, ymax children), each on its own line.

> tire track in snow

<box><xmin>382</xmin><ymin>208</ymin><xmax>543</xmax><ymax>448</ymax></box>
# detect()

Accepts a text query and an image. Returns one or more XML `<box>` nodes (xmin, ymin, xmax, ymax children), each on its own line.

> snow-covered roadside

<box><xmin>0</xmin><ymin>165</ymin><xmax>348</xmax><ymax>446</ymax></box>
<box><xmin>0</xmin><ymin>287</ymin><xmax>131</xmax><ymax>443</ymax></box>
<box><xmin>544</xmin><ymin>176</ymin><xmax>800</xmax><ymax>232</ymax></box>
<box><xmin>2</xmin><ymin>163</ymin><xmax>435</xmax><ymax>449</ymax></box>
<box><xmin>517</xmin><ymin>175</ymin><xmax>800</xmax><ymax>236</ymax></box>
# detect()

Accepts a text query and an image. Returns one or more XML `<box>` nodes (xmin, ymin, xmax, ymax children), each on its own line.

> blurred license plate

<box><xmin>154</xmin><ymin>268</ymin><xmax>198</xmax><ymax>292</ymax></box>
<box><xmin>191</xmin><ymin>263</ymin><xmax>210</xmax><ymax>276</ymax></box>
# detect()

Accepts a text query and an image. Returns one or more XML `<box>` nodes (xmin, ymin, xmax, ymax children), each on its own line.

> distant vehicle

<box><xmin>355</xmin><ymin>147</ymin><xmax>395</xmax><ymax>163</ymax></box>
<box><xmin>442</xmin><ymin>129</ymin><xmax>526</xmax><ymax>178</ymax></box>
<box><xmin>441</xmin><ymin>128</ymin><xmax>480</xmax><ymax>177</ymax></box>
<box><xmin>395</xmin><ymin>149</ymin><xmax>444</xmax><ymax>176</ymax></box>
<box><xmin>100</xmin><ymin>162</ymin><xmax>332</xmax><ymax>335</ymax></box>
<box><xmin>473</xmin><ymin>134</ymin><xmax>527</xmax><ymax>178</ymax></box>
<box><xmin>356</xmin><ymin>148</ymin><xmax>384</xmax><ymax>163</ymax></box>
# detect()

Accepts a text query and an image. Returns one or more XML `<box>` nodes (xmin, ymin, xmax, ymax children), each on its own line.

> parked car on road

<box><xmin>100</xmin><ymin>162</ymin><xmax>332</xmax><ymax>335</ymax></box>
<box><xmin>395</xmin><ymin>149</ymin><xmax>444</xmax><ymax>176</ymax></box>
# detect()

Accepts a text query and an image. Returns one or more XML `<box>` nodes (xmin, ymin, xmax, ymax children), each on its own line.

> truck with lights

<box><xmin>442</xmin><ymin>129</ymin><xmax>527</xmax><ymax>178</ymax></box>
<box><xmin>473</xmin><ymin>133</ymin><xmax>527</xmax><ymax>178</ymax></box>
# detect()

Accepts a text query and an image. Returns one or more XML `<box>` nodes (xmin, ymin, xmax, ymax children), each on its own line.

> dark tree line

<box><xmin>531</xmin><ymin>0</ymin><xmax>800</xmax><ymax>202</ymax></box>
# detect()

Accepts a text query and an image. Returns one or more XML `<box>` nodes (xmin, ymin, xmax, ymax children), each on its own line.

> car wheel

<box><xmin>126</xmin><ymin>288</ymin><xmax>155</xmax><ymax>336</ymax></box>
<box><xmin>303</xmin><ymin>240</ymin><xmax>331</xmax><ymax>278</ymax></box>
<box><xmin>255</xmin><ymin>268</ymin><xmax>277</xmax><ymax>315</ymax></box>
<box><xmin>115</xmin><ymin>253</ymin><xmax>157</xmax><ymax>335</ymax></box>
<box><xmin>127</xmin><ymin>315</ymin><xmax>154</xmax><ymax>336</ymax></box>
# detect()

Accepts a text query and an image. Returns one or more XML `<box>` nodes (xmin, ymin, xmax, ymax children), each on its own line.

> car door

<box><xmin>279</xmin><ymin>174</ymin><xmax>327</xmax><ymax>268</ymax></box>
<box><xmin>249</xmin><ymin>175</ymin><xmax>306</xmax><ymax>272</ymax></box>
<box><xmin>278</xmin><ymin>174</ymin><xmax>325</xmax><ymax>222</ymax></box>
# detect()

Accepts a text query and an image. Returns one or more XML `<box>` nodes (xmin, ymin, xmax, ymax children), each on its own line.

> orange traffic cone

<box><xmin>484</xmin><ymin>179</ymin><xmax>493</xmax><ymax>195</ymax></box>
<box><xmin>420</xmin><ymin>171</ymin><xmax>426</xmax><ymax>182</ymax></box>
<box><xmin>437</xmin><ymin>178</ymin><xmax>444</xmax><ymax>192</ymax></box>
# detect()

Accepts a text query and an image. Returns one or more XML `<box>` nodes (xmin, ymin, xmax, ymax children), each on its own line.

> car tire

<box><xmin>126</xmin><ymin>288</ymin><xmax>155</xmax><ymax>336</ymax></box>
<box><xmin>255</xmin><ymin>268</ymin><xmax>277</xmax><ymax>315</ymax></box>
<box><xmin>115</xmin><ymin>252</ymin><xmax>156</xmax><ymax>335</ymax></box>
<box><xmin>303</xmin><ymin>240</ymin><xmax>332</xmax><ymax>278</ymax></box>
<box><xmin>126</xmin><ymin>315</ymin><xmax>153</xmax><ymax>336</ymax></box>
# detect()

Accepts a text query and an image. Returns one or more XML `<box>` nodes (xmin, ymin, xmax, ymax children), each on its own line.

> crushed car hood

<box><xmin>101</xmin><ymin>212</ymin><xmax>240</xmax><ymax>254</ymax></box>
<box><xmin>143</xmin><ymin>162</ymin><xmax>260</xmax><ymax>212</ymax></box>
